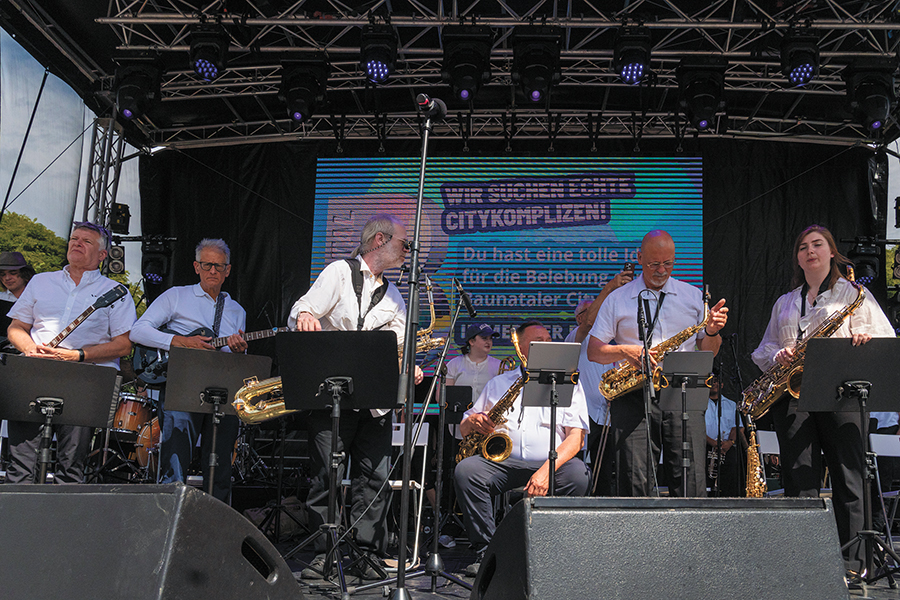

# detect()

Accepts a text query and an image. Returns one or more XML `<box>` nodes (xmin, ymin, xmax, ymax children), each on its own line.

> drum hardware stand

<box><xmin>32</xmin><ymin>397</ymin><xmax>63</xmax><ymax>484</ymax></box>
<box><xmin>256</xmin><ymin>417</ymin><xmax>308</xmax><ymax>543</ymax></box>
<box><xmin>199</xmin><ymin>387</ymin><xmax>229</xmax><ymax>497</ymax></box>
<box><xmin>232</xmin><ymin>424</ymin><xmax>271</xmax><ymax>485</ymax></box>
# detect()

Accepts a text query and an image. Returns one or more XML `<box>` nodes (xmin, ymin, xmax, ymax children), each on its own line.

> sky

<box><xmin>0</xmin><ymin>28</ymin><xmax>143</xmax><ymax>280</ymax></box>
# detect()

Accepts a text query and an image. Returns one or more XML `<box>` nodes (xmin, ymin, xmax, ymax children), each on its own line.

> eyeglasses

<box><xmin>646</xmin><ymin>260</ymin><xmax>675</xmax><ymax>270</ymax></box>
<box><xmin>385</xmin><ymin>233</ymin><xmax>411</xmax><ymax>251</ymax></box>
<box><xmin>197</xmin><ymin>261</ymin><xmax>228</xmax><ymax>272</ymax></box>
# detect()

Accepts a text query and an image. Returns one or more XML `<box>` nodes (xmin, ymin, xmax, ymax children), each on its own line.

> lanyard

<box><xmin>642</xmin><ymin>291</ymin><xmax>667</xmax><ymax>342</ymax></box>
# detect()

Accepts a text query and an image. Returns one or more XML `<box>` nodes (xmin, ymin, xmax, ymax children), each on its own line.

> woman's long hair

<box><xmin>790</xmin><ymin>225</ymin><xmax>853</xmax><ymax>289</ymax></box>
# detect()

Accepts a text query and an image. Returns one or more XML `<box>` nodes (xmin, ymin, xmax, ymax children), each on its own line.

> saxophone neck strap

<box><xmin>797</xmin><ymin>279</ymin><xmax>829</xmax><ymax>340</ymax></box>
<box><xmin>345</xmin><ymin>258</ymin><xmax>390</xmax><ymax>331</ymax></box>
<box><xmin>641</xmin><ymin>290</ymin><xmax>666</xmax><ymax>343</ymax></box>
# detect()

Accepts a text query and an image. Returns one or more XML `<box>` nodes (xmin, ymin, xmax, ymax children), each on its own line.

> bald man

<box><xmin>587</xmin><ymin>231</ymin><xmax>728</xmax><ymax>497</ymax></box>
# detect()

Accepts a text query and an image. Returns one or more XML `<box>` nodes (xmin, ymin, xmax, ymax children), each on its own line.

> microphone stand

<box><xmin>728</xmin><ymin>333</ymin><xmax>749</xmax><ymax>493</ymax></box>
<box><xmin>637</xmin><ymin>291</ymin><xmax>658</xmax><ymax>496</ymax></box>
<box><xmin>391</xmin><ymin>95</ymin><xmax>445</xmax><ymax>600</ymax></box>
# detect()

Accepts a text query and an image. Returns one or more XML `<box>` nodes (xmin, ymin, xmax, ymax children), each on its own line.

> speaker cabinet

<box><xmin>472</xmin><ymin>497</ymin><xmax>848</xmax><ymax>600</ymax></box>
<box><xmin>0</xmin><ymin>484</ymin><xmax>302</xmax><ymax>600</ymax></box>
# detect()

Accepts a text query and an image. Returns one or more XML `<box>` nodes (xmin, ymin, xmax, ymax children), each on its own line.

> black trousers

<box><xmin>306</xmin><ymin>409</ymin><xmax>392</xmax><ymax>555</ymax></box>
<box><xmin>771</xmin><ymin>399</ymin><xmax>865</xmax><ymax>570</ymax></box>
<box><xmin>610</xmin><ymin>390</ymin><xmax>707</xmax><ymax>497</ymax></box>
<box><xmin>6</xmin><ymin>421</ymin><xmax>92</xmax><ymax>484</ymax></box>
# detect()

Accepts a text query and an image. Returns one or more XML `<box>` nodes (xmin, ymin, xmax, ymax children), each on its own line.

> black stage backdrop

<box><xmin>139</xmin><ymin>137</ymin><xmax>880</xmax><ymax>399</ymax></box>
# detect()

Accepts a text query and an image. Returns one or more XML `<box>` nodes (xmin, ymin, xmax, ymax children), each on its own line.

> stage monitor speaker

<box><xmin>0</xmin><ymin>484</ymin><xmax>303</xmax><ymax>600</ymax></box>
<box><xmin>472</xmin><ymin>497</ymin><xmax>848</xmax><ymax>600</ymax></box>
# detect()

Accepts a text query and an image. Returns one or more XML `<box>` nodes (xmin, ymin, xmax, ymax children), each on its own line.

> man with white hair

<box><xmin>6</xmin><ymin>222</ymin><xmax>136</xmax><ymax>483</ymax></box>
<box><xmin>130</xmin><ymin>238</ymin><xmax>248</xmax><ymax>502</ymax></box>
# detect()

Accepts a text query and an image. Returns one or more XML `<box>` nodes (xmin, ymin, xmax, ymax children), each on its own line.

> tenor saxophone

<box><xmin>740</xmin><ymin>278</ymin><xmax>865</xmax><ymax>420</ymax></box>
<box><xmin>455</xmin><ymin>328</ymin><xmax>528</xmax><ymax>463</ymax></box>
<box><xmin>598</xmin><ymin>296</ymin><xmax>710</xmax><ymax>401</ymax></box>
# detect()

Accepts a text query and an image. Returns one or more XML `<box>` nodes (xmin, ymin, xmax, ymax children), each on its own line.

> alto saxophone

<box><xmin>598</xmin><ymin>295</ymin><xmax>710</xmax><ymax>401</ymax></box>
<box><xmin>744</xmin><ymin>415</ymin><xmax>768</xmax><ymax>498</ymax></box>
<box><xmin>234</xmin><ymin>280</ymin><xmax>446</xmax><ymax>425</ymax></box>
<box><xmin>455</xmin><ymin>328</ymin><xmax>528</xmax><ymax>464</ymax></box>
<box><xmin>740</xmin><ymin>277</ymin><xmax>865</xmax><ymax>420</ymax></box>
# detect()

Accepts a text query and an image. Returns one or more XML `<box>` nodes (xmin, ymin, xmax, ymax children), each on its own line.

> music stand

<box><xmin>658</xmin><ymin>351</ymin><xmax>714</xmax><ymax>494</ymax></box>
<box><xmin>0</xmin><ymin>354</ymin><xmax>119</xmax><ymax>483</ymax></box>
<box><xmin>275</xmin><ymin>331</ymin><xmax>399</xmax><ymax>596</ymax></box>
<box><xmin>165</xmin><ymin>347</ymin><xmax>272</xmax><ymax>496</ymax></box>
<box><xmin>521</xmin><ymin>341</ymin><xmax>580</xmax><ymax>497</ymax></box>
<box><xmin>799</xmin><ymin>337</ymin><xmax>900</xmax><ymax>585</ymax></box>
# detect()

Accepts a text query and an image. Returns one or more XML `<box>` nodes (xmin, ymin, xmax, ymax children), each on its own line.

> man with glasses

<box><xmin>6</xmin><ymin>222</ymin><xmax>136</xmax><ymax>483</ymax></box>
<box><xmin>588</xmin><ymin>230</ymin><xmax>729</xmax><ymax>496</ymax></box>
<box><xmin>289</xmin><ymin>213</ymin><xmax>422</xmax><ymax>580</ymax></box>
<box><xmin>130</xmin><ymin>238</ymin><xmax>248</xmax><ymax>502</ymax></box>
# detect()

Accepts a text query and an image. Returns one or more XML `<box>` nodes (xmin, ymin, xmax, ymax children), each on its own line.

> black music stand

<box><xmin>0</xmin><ymin>354</ymin><xmax>119</xmax><ymax>483</ymax></box>
<box><xmin>658</xmin><ymin>351</ymin><xmax>714</xmax><ymax>495</ymax></box>
<box><xmin>521</xmin><ymin>342</ymin><xmax>580</xmax><ymax>497</ymax></box>
<box><xmin>276</xmin><ymin>331</ymin><xmax>399</xmax><ymax>597</ymax></box>
<box><xmin>165</xmin><ymin>347</ymin><xmax>272</xmax><ymax>496</ymax></box>
<box><xmin>800</xmin><ymin>337</ymin><xmax>900</xmax><ymax>585</ymax></box>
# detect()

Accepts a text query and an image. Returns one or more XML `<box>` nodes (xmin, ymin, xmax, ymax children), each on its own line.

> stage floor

<box><xmin>277</xmin><ymin>539</ymin><xmax>900</xmax><ymax>600</ymax></box>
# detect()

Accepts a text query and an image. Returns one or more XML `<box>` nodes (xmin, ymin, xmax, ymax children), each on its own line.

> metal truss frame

<box><xmin>82</xmin><ymin>117</ymin><xmax>126</xmax><ymax>231</ymax></box>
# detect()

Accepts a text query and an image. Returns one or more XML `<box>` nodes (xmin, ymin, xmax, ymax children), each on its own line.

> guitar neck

<box><xmin>209</xmin><ymin>327</ymin><xmax>288</xmax><ymax>348</ymax></box>
<box><xmin>48</xmin><ymin>306</ymin><xmax>96</xmax><ymax>349</ymax></box>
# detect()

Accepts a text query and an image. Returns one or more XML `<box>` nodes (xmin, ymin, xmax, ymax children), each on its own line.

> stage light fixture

<box><xmin>113</xmin><ymin>63</ymin><xmax>160</xmax><ymax>121</ymax></box>
<box><xmin>360</xmin><ymin>24</ymin><xmax>398</xmax><ymax>84</ymax></box>
<box><xmin>677</xmin><ymin>57</ymin><xmax>727</xmax><ymax>131</ymax></box>
<box><xmin>279</xmin><ymin>59</ymin><xmax>330</xmax><ymax>123</ymax></box>
<box><xmin>511</xmin><ymin>26</ymin><xmax>562</xmax><ymax>103</ymax></box>
<box><xmin>613</xmin><ymin>26</ymin><xmax>651</xmax><ymax>85</ymax></box>
<box><xmin>141</xmin><ymin>238</ymin><xmax>172</xmax><ymax>302</ymax></box>
<box><xmin>780</xmin><ymin>31</ymin><xmax>819</xmax><ymax>87</ymax></box>
<box><xmin>849</xmin><ymin>241</ymin><xmax>881</xmax><ymax>287</ymax></box>
<box><xmin>111</xmin><ymin>203</ymin><xmax>131</xmax><ymax>235</ymax></box>
<box><xmin>441</xmin><ymin>25</ymin><xmax>493</xmax><ymax>102</ymax></box>
<box><xmin>190</xmin><ymin>25</ymin><xmax>228</xmax><ymax>81</ymax></box>
<box><xmin>843</xmin><ymin>58</ymin><xmax>898</xmax><ymax>131</ymax></box>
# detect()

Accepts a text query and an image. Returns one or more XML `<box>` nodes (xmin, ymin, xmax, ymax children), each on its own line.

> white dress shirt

<box><xmin>288</xmin><ymin>255</ymin><xmax>406</xmax><ymax>344</ymax></box>
<box><xmin>751</xmin><ymin>277</ymin><xmax>894</xmax><ymax>372</ymax></box>
<box><xmin>565</xmin><ymin>327</ymin><xmax>611</xmax><ymax>425</ymax></box>
<box><xmin>589</xmin><ymin>275</ymin><xmax>708</xmax><ymax>358</ymax></box>
<box><xmin>8</xmin><ymin>267</ymin><xmax>136</xmax><ymax>369</ymax></box>
<box><xmin>463</xmin><ymin>369</ymin><xmax>589</xmax><ymax>462</ymax></box>
<box><xmin>129</xmin><ymin>283</ymin><xmax>246</xmax><ymax>350</ymax></box>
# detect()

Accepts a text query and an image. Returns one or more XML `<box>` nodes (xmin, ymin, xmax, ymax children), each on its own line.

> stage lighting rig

<box><xmin>511</xmin><ymin>25</ymin><xmax>562</xmax><ymax>103</ymax></box>
<box><xmin>360</xmin><ymin>24</ymin><xmax>398</xmax><ymax>84</ymax></box>
<box><xmin>141</xmin><ymin>237</ymin><xmax>174</xmax><ymax>302</ymax></box>
<box><xmin>780</xmin><ymin>30</ymin><xmax>819</xmax><ymax>87</ymax></box>
<box><xmin>848</xmin><ymin>239</ymin><xmax>881</xmax><ymax>288</ymax></box>
<box><xmin>843</xmin><ymin>58</ymin><xmax>898</xmax><ymax>132</ymax></box>
<box><xmin>279</xmin><ymin>59</ymin><xmax>330</xmax><ymax>123</ymax></box>
<box><xmin>190</xmin><ymin>25</ymin><xmax>229</xmax><ymax>81</ymax></box>
<box><xmin>614</xmin><ymin>26</ymin><xmax>651</xmax><ymax>86</ymax></box>
<box><xmin>113</xmin><ymin>61</ymin><xmax>160</xmax><ymax>121</ymax></box>
<box><xmin>441</xmin><ymin>25</ymin><xmax>493</xmax><ymax>102</ymax></box>
<box><xmin>677</xmin><ymin>56</ymin><xmax>727</xmax><ymax>132</ymax></box>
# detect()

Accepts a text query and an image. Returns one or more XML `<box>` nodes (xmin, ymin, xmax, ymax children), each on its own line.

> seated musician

<box><xmin>454</xmin><ymin>321</ymin><xmax>590</xmax><ymax>577</ymax></box>
<box><xmin>6</xmin><ymin>222</ymin><xmax>136</xmax><ymax>483</ymax></box>
<box><xmin>0</xmin><ymin>251</ymin><xmax>34</xmax><ymax>302</ymax></box>
<box><xmin>129</xmin><ymin>239</ymin><xmax>248</xmax><ymax>502</ymax></box>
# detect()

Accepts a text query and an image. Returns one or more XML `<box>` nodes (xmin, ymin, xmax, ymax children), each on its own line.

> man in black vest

<box><xmin>289</xmin><ymin>214</ymin><xmax>422</xmax><ymax>579</ymax></box>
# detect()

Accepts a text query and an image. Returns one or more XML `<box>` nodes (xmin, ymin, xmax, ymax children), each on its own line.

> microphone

<box><xmin>637</xmin><ymin>294</ymin><xmax>646</xmax><ymax>342</ymax></box>
<box><xmin>453</xmin><ymin>278</ymin><xmax>477</xmax><ymax>318</ymax></box>
<box><xmin>416</xmin><ymin>93</ymin><xmax>447</xmax><ymax>119</ymax></box>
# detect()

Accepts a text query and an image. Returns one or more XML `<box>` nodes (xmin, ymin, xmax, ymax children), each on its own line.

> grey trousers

<box><xmin>6</xmin><ymin>421</ymin><xmax>93</xmax><ymax>483</ymax></box>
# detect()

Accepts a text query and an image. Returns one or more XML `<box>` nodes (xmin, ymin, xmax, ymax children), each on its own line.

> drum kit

<box><xmin>87</xmin><ymin>391</ymin><xmax>160</xmax><ymax>482</ymax></box>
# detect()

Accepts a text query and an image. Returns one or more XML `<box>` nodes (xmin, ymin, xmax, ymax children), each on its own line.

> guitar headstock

<box><xmin>94</xmin><ymin>284</ymin><xmax>128</xmax><ymax>310</ymax></box>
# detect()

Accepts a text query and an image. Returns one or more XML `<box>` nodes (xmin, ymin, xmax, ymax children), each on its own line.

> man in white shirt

<box><xmin>6</xmin><ymin>222</ymin><xmax>136</xmax><ymax>483</ymax></box>
<box><xmin>455</xmin><ymin>321</ymin><xmax>590</xmax><ymax>576</ymax></box>
<box><xmin>130</xmin><ymin>239</ymin><xmax>248</xmax><ymax>502</ymax></box>
<box><xmin>289</xmin><ymin>214</ymin><xmax>422</xmax><ymax>580</ymax></box>
<box><xmin>588</xmin><ymin>230</ymin><xmax>728</xmax><ymax>497</ymax></box>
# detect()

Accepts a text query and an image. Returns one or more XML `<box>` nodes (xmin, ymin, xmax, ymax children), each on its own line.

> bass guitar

<box><xmin>134</xmin><ymin>326</ymin><xmax>289</xmax><ymax>385</ymax></box>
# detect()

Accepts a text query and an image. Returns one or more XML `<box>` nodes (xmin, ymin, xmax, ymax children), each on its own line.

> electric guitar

<box><xmin>133</xmin><ymin>326</ymin><xmax>289</xmax><ymax>385</ymax></box>
<box><xmin>48</xmin><ymin>284</ymin><xmax>129</xmax><ymax>348</ymax></box>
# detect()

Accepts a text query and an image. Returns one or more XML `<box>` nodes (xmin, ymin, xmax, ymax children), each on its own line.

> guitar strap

<box><xmin>345</xmin><ymin>258</ymin><xmax>389</xmax><ymax>331</ymax></box>
<box><xmin>212</xmin><ymin>293</ymin><xmax>226</xmax><ymax>337</ymax></box>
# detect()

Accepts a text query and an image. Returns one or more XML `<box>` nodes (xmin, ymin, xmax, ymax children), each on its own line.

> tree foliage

<box><xmin>0</xmin><ymin>212</ymin><xmax>68</xmax><ymax>272</ymax></box>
